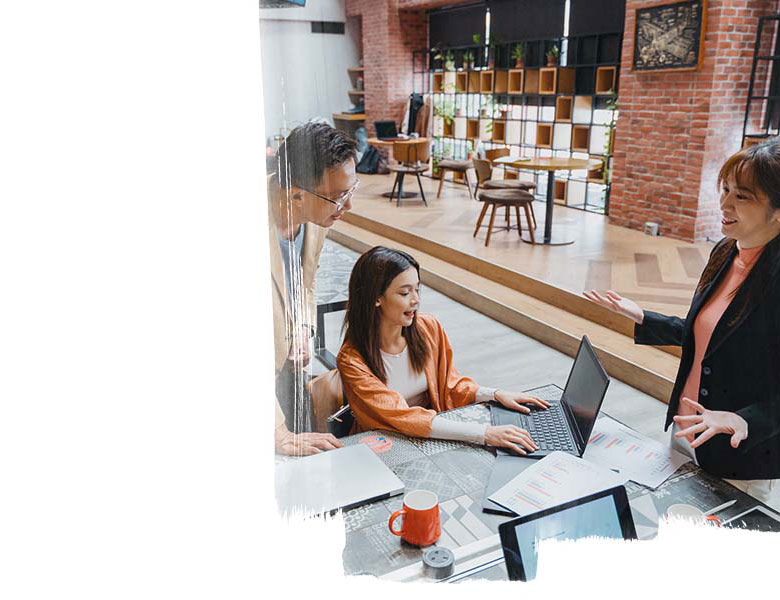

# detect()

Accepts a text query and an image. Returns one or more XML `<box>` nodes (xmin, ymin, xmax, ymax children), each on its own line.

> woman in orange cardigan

<box><xmin>336</xmin><ymin>246</ymin><xmax>549</xmax><ymax>454</ymax></box>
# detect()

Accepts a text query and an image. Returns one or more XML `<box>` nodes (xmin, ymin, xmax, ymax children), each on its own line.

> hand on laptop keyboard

<box><xmin>493</xmin><ymin>390</ymin><xmax>552</xmax><ymax>413</ymax></box>
<box><xmin>485</xmin><ymin>425</ymin><xmax>538</xmax><ymax>455</ymax></box>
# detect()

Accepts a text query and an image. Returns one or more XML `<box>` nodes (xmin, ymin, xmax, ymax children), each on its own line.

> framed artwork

<box><xmin>632</xmin><ymin>0</ymin><xmax>707</xmax><ymax>72</ymax></box>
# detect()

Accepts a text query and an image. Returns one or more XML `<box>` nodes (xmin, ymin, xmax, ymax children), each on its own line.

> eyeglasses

<box><xmin>301</xmin><ymin>180</ymin><xmax>360</xmax><ymax>211</ymax></box>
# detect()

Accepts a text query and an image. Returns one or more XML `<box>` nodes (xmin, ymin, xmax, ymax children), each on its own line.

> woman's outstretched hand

<box><xmin>494</xmin><ymin>390</ymin><xmax>550</xmax><ymax>413</ymax></box>
<box><xmin>673</xmin><ymin>397</ymin><xmax>748</xmax><ymax>449</ymax></box>
<box><xmin>485</xmin><ymin>425</ymin><xmax>538</xmax><ymax>455</ymax></box>
<box><xmin>582</xmin><ymin>290</ymin><xmax>644</xmax><ymax>324</ymax></box>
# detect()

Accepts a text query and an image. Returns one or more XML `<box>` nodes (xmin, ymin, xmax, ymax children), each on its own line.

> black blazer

<box><xmin>634</xmin><ymin>238</ymin><xmax>780</xmax><ymax>480</ymax></box>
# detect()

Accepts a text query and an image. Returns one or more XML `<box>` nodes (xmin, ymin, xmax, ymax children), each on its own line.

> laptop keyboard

<box><xmin>493</xmin><ymin>386</ymin><xmax>577</xmax><ymax>452</ymax></box>
<box><xmin>521</xmin><ymin>404</ymin><xmax>576</xmax><ymax>452</ymax></box>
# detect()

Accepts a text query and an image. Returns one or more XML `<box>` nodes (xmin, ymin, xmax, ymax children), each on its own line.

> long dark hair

<box><xmin>696</xmin><ymin>141</ymin><xmax>780</xmax><ymax>322</ymax></box>
<box><xmin>343</xmin><ymin>247</ymin><xmax>429</xmax><ymax>383</ymax></box>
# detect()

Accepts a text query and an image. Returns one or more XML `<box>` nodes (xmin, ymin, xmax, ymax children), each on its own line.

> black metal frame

<box><xmin>742</xmin><ymin>14</ymin><xmax>780</xmax><ymax>146</ymax></box>
<box><xmin>419</xmin><ymin>31</ymin><xmax>621</xmax><ymax>216</ymax></box>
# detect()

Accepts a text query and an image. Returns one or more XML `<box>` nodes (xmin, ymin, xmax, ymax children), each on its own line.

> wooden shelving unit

<box><xmin>556</xmin><ymin>96</ymin><xmax>573</xmax><ymax>122</ymax></box>
<box><xmin>423</xmin><ymin>30</ymin><xmax>622</xmax><ymax>214</ymax></box>
<box><xmin>455</xmin><ymin>72</ymin><xmax>468</xmax><ymax>93</ymax></box>
<box><xmin>595</xmin><ymin>66</ymin><xmax>617</xmax><ymax>95</ymax></box>
<box><xmin>523</xmin><ymin>69</ymin><xmax>540</xmax><ymax>94</ymax></box>
<box><xmin>571</xmin><ymin>125</ymin><xmax>590</xmax><ymax>152</ymax></box>
<box><xmin>494</xmin><ymin>70</ymin><xmax>509</xmax><ymax>94</ymax></box>
<box><xmin>466</xmin><ymin>118</ymin><xmax>479</xmax><ymax>140</ymax></box>
<box><xmin>508</xmin><ymin>69</ymin><xmax>525</xmax><ymax>94</ymax></box>
<box><xmin>480</xmin><ymin>71</ymin><xmax>495</xmax><ymax>93</ymax></box>
<box><xmin>554</xmin><ymin>179</ymin><xmax>568</xmax><ymax>205</ymax></box>
<box><xmin>432</xmin><ymin>72</ymin><xmax>444</xmax><ymax>93</ymax></box>
<box><xmin>536</xmin><ymin>123</ymin><xmax>553</xmax><ymax>148</ymax></box>
<box><xmin>492</xmin><ymin>120</ymin><xmax>506</xmax><ymax>142</ymax></box>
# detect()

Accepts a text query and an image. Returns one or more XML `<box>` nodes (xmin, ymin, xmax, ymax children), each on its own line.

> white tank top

<box><xmin>381</xmin><ymin>346</ymin><xmax>428</xmax><ymax>406</ymax></box>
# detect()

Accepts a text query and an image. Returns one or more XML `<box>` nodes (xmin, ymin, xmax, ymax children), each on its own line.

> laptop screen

<box><xmin>561</xmin><ymin>337</ymin><xmax>609</xmax><ymax>444</ymax></box>
<box><xmin>499</xmin><ymin>486</ymin><xmax>636</xmax><ymax>581</ymax></box>
<box><xmin>374</xmin><ymin>120</ymin><xmax>398</xmax><ymax>139</ymax></box>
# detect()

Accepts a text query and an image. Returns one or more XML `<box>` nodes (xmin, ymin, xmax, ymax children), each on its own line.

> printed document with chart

<box><xmin>584</xmin><ymin>416</ymin><xmax>691</xmax><ymax>489</ymax></box>
<box><xmin>488</xmin><ymin>451</ymin><xmax>626</xmax><ymax>517</ymax></box>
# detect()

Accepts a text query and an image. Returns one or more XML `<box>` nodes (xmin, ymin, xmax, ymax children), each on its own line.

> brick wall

<box><xmin>610</xmin><ymin>0</ymin><xmax>779</xmax><ymax>242</ymax></box>
<box><xmin>346</xmin><ymin>0</ymin><xmax>430</xmax><ymax>135</ymax></box>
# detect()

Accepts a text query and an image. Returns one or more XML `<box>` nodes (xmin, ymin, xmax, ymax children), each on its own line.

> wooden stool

<box><xmin>474</xmin><ymin>189</ymin><xmax>536</xmax><ymax>246</ymax></box>
<box><xmin>388</xmin><ymin>139</ymin><xmax>430</xmax><ymax>206</ymax></box>
<box><xmin>473</xmin><ymin>158</ymin><xmax>537</xmax><ymax>229</ymax></box>
<box><xmin>436</xmin><ymin>159</ymin><xmax>474</xmax><ymax>199</ymax></box>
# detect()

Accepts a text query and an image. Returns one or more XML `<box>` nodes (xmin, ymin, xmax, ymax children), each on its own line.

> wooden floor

<box><xmin>346</xmin><ymin>172</ymin><xmax>713</xmax><ymax>318</ymax></box>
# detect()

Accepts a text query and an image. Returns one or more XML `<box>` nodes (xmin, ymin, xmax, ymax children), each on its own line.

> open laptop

<box><xmin>374</xmin><ymin>120</ymin><xmax>399</xmax><ymax>140</ymax></box>
<box><xmin>498</xmin><ymin>486</ymin><xmax>637</xmax><ymax>581</ymax></box>
<box><xmin>275</xmin><ymin>443</ymin><xmax>404</xmax><ymax>515</ymax></box>
<box><xmin>491</xmin><ymin>335</ymin><xmax>609</xmax><ymax>458</ymax></box>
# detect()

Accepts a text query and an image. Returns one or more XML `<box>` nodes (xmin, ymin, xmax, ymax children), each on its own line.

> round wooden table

<box><xmin>368</xmin><ymin>137</ymin><xmax>430</xmax><ymax>199</ymax></box>
<box><xmin>492</xmin><ymin>156</ymin><xmax>603</xmax><ymax>246</ymax></box>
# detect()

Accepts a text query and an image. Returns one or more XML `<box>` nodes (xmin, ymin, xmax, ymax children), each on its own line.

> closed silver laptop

<box><xmin>275</xmin><ymin>443</ymin><xmax>405</xmax><ymax>515</ymax></box>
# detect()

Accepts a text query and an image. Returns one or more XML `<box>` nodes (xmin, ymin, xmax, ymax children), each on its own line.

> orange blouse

<box><xmin>336</xmin><ymin>313</ymin><xmax>478</xmax><ymax>438</ymax></box>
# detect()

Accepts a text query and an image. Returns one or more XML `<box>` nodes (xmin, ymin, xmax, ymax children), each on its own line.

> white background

<box><xmin>0</xmin><ymin>1</ymin><xmax>774</xmax><ymax>598</ymax></box>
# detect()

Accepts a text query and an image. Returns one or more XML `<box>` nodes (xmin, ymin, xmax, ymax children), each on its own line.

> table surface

<box><xmin>367</xmin><ymin>136</ymin><xmax>430</xmax><ymax>147</ymax></box>
<box><xmin>492</xmin><ymin>155</ymin><xmax>603</xmax><ymax>171</ymax></box>
<box><xmin>277</xmin><ymin>384</ymin><xmax>768</xmax><ymax>581</ymax></box>
<box><xmin>333</xmin><ymin>112</ymin><xmax>365</xmax><ymax>121</ymax></box>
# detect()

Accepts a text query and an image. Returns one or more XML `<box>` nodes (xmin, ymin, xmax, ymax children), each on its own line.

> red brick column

<box><xmin>346</xmin><ymin>0</ymin><xmax>427</xmax><ymax>136</ymax></box>
<box><xmin>610</xmin><ymin>0</ymin><xmax>779</xmax><ymax>242</ymax></box>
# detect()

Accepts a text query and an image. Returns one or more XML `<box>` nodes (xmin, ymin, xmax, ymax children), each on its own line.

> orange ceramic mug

<box><xmin>388</xmin><ymin>490</ymin><xmax>441</xmax><ymax>546</ymax></box>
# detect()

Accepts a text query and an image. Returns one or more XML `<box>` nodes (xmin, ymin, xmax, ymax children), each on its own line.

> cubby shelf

<box><xmin>524</xmin><ymin>69</ymin><xmax>540</xmax><ymax>94</ymax></box>
<box><xmin>536</xmin><ymin>123</ymin><xmax>553</xmax><ymax>148</ymax></box>
<box><xmin>508</xmin><ymin>69</ymin><xmax>525</xmax><ymax>94</ymax></box>
<box><xmin>555</xmin><ymin>96</ymin><xmax>573</xmax><ymax>122</ymax></box>
<box><xmin>424</xmin><ymin>32</ymin><xmax>622</xmax><ymax>215</ymax></box>
<box><xmin>495</xmin><ymin>70</ymin><xmax>509</xmax><ymax>94</ymax></box>
<box><xmin>455</xmin><ymin>72</ymin><xmax>468</xmax><ymax>93</ymax></box>
<box><xmin>539</xmin><ymin>67</ymin><xmax>575</xmax><ymax>95</ymax></box>
<box><xmin>571</xmin><ymin>126</ymin><xmax>590</xmax><ymax>153</ymax></box>
<box><xmin>492</xmin><ymin>120</ymin><xmax>506</xmax><ymax>142</ymax></box>
<box><xmin>595</xmin><ymin>66</ymin><xmax>617</xmax><ymax>95</ymax></box>
<box><xmin>587</xmin><ymin>167</ymin><xmax>606</xmax><ymax>184</ymax></box>
<box><xmin>480</xmin><ymin>71</ymin><xmax>495</xmax><ymax>93</ymax></box>
<box><xmin>432</xmin><ymin>73</ymin><xmax>443</xmax><ymax>93</ymax></box>
<box><xmin>554</xmin><ymin>179</ymin><xmax>568</xmax><ymax>205</ymax></box>
<box><xmin>466</xmin><ymin>118</ymin><xmax>480</xmax><ymax>140</ymax></box>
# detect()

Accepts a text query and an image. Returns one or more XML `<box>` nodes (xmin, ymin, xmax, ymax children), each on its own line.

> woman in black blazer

<box><xmin>585</xmin><ymin>141</ymin><xmax>780</xmax><ymax>509</ymax></box>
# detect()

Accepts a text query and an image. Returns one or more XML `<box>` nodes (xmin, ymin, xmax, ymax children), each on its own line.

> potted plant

<box><xmin>434</xmin><ymin>100</ymin><xmax>455</xmax><ymax>129</ymax></box>
<box><xmin>467</xmin><ymin>140</ymin><xmax>475</xmax><ymax>160</ymax></box>
<box><xmin>443</xmin><ymin>50</ymin><xmax>456</xmax><ymax>72</ymax></box>
<box><xmin>498</xmin><ymin>104</ymin><xmax>509</xmax><ymax>120</ymax></box>
<box><xmin>546</xmin><ymin>45</ymin><xmax>560</xmax><ymax>67</ymax></box>
<box><xmin>511</xmin><ymin>43</ymin><xmax>524</xmax><ymax>68</ymax></box>
<box><xmin>463</xmin><ymin>50</ymin><xmax>475</xmax><ymax>70</ymax></box>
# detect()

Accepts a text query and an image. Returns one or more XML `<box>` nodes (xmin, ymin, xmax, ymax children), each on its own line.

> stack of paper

<box><xmin>488</xmin><ymin>451</ymin><xmax>626</xmax><ymax>516</ymax></box>
<box><xmin>583</xmin><ymin>417</ymin><xmax>691</xmax><ymax>489</ymax></box>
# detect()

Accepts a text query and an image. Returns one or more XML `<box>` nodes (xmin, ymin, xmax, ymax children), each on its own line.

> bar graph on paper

<box><xmin>583</xmin><ymin>417</ymin><xmax>691</xmax><ymax>489</ymax></box>
<box><xmin>488</xmin><ymin>452</ymin><xmax>625</xmax><ymax>517</ymax></box>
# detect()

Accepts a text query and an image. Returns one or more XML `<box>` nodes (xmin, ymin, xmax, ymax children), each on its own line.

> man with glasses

<box><xmin>268</xmin><ymin>122</ymin><xmax>358</xmax><ymax>455</ymax></box>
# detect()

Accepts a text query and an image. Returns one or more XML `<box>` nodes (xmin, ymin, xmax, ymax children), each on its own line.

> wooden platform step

<box><xmin>330</xmin><ymin>220</ymin><xmax>679</xmax><ymax>404</ymax></box>
<box><xmin>341</xmin><ymin>211</ymin><xmax>682</xmax><ymax>359</ymax></box>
